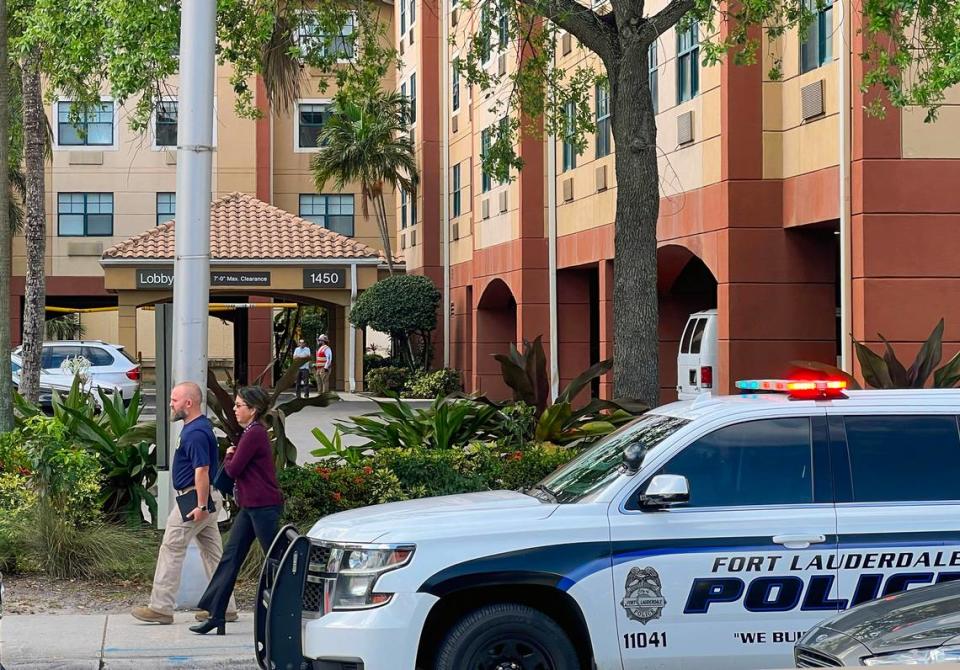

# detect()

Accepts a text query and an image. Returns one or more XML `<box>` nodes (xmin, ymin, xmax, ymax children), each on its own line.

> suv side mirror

<box><xmin>639</xmin><ymin>474</ymin><xmax>690</xmax><ymax>510</ymax></box>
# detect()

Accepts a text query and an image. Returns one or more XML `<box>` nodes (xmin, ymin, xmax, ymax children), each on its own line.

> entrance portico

<box><xmin>100</xmin><ymin>192</ymin><xmax>394</xmax><ymax>389</ymax></box>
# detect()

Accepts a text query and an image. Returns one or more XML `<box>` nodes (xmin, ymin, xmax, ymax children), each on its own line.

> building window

<box><xmin>480</xmin><ymin>4</ymin><xmax>492</xmax><ymax>63</ymax></box>
<box><xmin>155</xmin><ymin>100</ymin><xmax>178</xmax><ymax>148</ymax></box>
<box><xmin>297</xmin><ymin>102</ymin><xmax>332</xmax><ymax>149</ymax></box>
<box><xmin>481</xmin><ymin>128</ymin><xmax>492</xmax><ymax>192</ymax></box>
<box><xmin>452</xmin><ymin>62</ymin><xmax>460</xmax><ymax>112</ymax></box>
<box><xmin>409</xmin><ymin>0</ymin><xmax>416</xmax><ymax>27</ymax></box>
<box><xmin>595</xmin><ymin>85</ymin><xmax>611</xmax><ymax>158</ymax></box>
<box><xmin>800</xmin><ymin>0</ymin><xmax>833</xmax><ymax>73</ymax></box>
<box><xmin>648</xmin><ymin>42</ymin><xmax>659</xmax><ymax>114</ymax></box>
<box><xmin>299</xmin><ymin>194</ymin><xmax>355</xmax><ymax>236</ymax></box>
<box><xmin>400</xmin><ymin>189</ymin><xmax>408</xmax><ymax>228</ymax></box>
<box><xmin>295</xmin><ymin>12</ymin><xmax>355</xmax><ymax>59</ymax></box>
<box><xmin>498</xmin><ymin>2</ymin><xmax>509</xmax><ymax>49</ymax></box>
<box><xmin>409</xmin><ymin>73</ymin><xmax>417</xmax><ymax>124</ymax></box>
<box><xmin>452</xmin><ymin>163</ymin><xmax>461</xmax><ymax>217</ymax></box>
<box><xmin>400</xmin><ymin>0</ymin><xmax>407</xmax><ymax>34</ymax></box>
<box><xmin>58</xmin><ymin>193</ymin><xmax>114</xmax><ymax>237</ymax></box>
<box><xmin>562</xmin><ymin>100</ymin><xmax>577</xmax><ymax>172</ymax></box>
<box><xmin>410</xmin><ymin>186</ymin><xmax>418</xmax><ymax>227</ymax></box>
<box><xmin>57</xmin><ymin>101</ymin><xmax>114</xmax><ymax>147</ymax></box>
<box><xmin>677</xmin><ymin>21</ymin><xmax>699</xmax><ymax>103</ymax></box>
<box><xmin>156</xmin><ymin>192</ymin><xmax>175</xmax><ymax>226</ymax></box>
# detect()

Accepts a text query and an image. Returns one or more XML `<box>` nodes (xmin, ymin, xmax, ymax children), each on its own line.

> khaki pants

<box><xmin>148</xmin><ymin>490</ymin><xmax>237</xmax><ymax>616</ymax></box>
<box><xmin>315</xmin><ymin>367</ymin><xmax>331</xmax><ymax>394</ymax></box>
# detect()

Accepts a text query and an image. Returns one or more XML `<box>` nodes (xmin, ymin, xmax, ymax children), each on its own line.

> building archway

<box><xmin>473</xmin><ymin>278</ymin><xmax>517</xmax><ymax>401</ymax></box>
<box><xmin>658</xmin><ymin>244</ymin><xmax>718</xmax><ymax>403</ymax></box>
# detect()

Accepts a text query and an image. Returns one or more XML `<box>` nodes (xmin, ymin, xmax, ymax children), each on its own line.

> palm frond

<box><xmin>261</xmin><ymin>12</ymin><xmax>306</xmax><ymax>113</ymax></box>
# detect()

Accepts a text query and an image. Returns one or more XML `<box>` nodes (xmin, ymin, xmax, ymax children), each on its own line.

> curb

<box><xmin>103</xmin><ymin>658</ymin><xmax>258</xmax><ymax>669</ymax></box>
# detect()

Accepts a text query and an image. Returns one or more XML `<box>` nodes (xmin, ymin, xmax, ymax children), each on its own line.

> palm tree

<box><xmin>310</xmin><ymin>91</ymin><xmax>418</xmax><ymax>274</ymax></box>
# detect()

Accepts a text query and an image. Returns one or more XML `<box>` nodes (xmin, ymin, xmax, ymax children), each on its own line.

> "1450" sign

<box><xmin>303</xmin><ymin>267</ymin><xmax>347</xmax><ymax>289</ymax></box>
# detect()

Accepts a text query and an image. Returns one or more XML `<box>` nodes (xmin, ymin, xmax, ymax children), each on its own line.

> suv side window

<box><xmin>650</xmin><ymin>418</ymin><xmax>814</xmax><ymax>508</ymax></box>
<box><xmin>82</xmin><ymin>346</ymin><xmax>115</xmax><ymax>367</ymax></box>
<box><xmin>42</xmin><ymin>345</ymin><xmax>82</xmax><ymax>369</ymax></box>
<box><xmin>843</xmin><ymin>415</ymin><xmax>960</xmax><ymax>502</ymax></box>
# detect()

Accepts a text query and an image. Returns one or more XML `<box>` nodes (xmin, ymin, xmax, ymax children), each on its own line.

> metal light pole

<box><xmin>156</xmin><ymin>0</ymin><xmax>216</xmax><ymax>533</ymax></box>
<box><xmin>172</xmin><ymin>0</ymin><xmax>216</xmax><ymax>396</ymax></box>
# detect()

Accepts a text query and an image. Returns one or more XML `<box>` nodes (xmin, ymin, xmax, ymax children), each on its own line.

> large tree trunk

<box><xmin>609</xmin><ymin>43</ymin><xmax>661</xmax><ymax>407</ymax></box>
<box><xmin>19</xmin><ymin>51</ymin><xmax>46</xmax><ymax>404</ymax></box>
<box><xmin>0</xmin><ymin>0</ymin><xmax>12</xmax><ymax>430</ymax></box>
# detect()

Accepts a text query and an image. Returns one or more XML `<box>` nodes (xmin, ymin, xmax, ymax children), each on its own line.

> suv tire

<box><xmin>435</xmin><ymin>602</ymin><xmax>581</xmax><ymax>670</ymax></box>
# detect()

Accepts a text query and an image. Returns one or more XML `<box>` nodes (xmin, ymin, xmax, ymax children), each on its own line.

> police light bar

<box><xmin>735</xmin><ymin>379</ymin><xmax>847</xmax><ymax>399</ymax></box>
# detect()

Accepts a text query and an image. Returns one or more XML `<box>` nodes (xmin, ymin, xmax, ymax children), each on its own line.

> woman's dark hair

<box><xmin>237</xmin><ymin>386</ymin><xmax>271</xmax><ymax>421</ymax></box>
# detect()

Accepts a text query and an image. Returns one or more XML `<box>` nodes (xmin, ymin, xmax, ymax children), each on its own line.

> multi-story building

<box><xmin>400</xmin><ymin>0</ymin><xmax>960</xmax><ymax>401</ymax></box>
<box><xmin>10</xmin><ymin>5</ymin><xmax>397</xmax><ymax>389</ymax></box>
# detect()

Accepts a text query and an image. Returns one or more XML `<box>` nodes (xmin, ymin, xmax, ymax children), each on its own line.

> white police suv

<box><xmin>255</xmin><ymin>380</ymin><xmax>960</xmax><ymax>670</ymax></box>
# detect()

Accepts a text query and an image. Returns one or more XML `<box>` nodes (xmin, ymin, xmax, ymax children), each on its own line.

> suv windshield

<box><xmin>535</xmin><ymin>413</ymin><xmax>690</xmax><ymax>503</ymax></box>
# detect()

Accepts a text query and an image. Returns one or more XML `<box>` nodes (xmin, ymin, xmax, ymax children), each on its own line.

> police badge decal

<box><xmin>621</xmin><ymin>566</ymin><xmax>667</xmax><ymax>624</ymax></box>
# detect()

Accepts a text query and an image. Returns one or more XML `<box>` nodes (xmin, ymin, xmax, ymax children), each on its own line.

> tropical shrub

<box><xmin>280</xmin><ymin>442</ymin><xmax>578</xmax><ymax>526</ymax></box>
<box><xmin>278</xmin><ymin>463</ymin><xmax>404</xmax><ymax>529</ymax></box>
<box><xmin>493</xmin><ymin>336</ymin><xmax>647</xmax><ymax>446</ymax></box>
<box><xmin>61</xmin><ymin>387</ymin><xmax>158</xmax><ymax>525</ymax></box>
<box><xmin>792</xmin><ymin>319</ymin><xmax>960</xmax><ymax>389</ymax></box>
<box><xmin>404</xmin><ymin>368</ymin><xmax>463</xmax><ymax>398</ymax></box>
<box><xmin>365</xmin><ymin>366</ymin><xmax>409</xmax><ymax>397</ymax></box>
<box><xmin>349</xmin><ymin>274</ymin><xmax>441</xmax><ymax>370</ymax></box>
<box><xmin>364</xmin><ymin>352</ymin><xmax>392</xmax><ymax>377</ymax></box>
<box><xmin>340</xmin><ymin>396</ymin><xmax>502</xmax><ymax>451</ymax></box>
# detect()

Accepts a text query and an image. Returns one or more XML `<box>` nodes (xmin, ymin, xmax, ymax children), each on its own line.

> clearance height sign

<box><xmin>135</xmin><ymin>269</ymin><xmax>271</xmax><ymax>289</ymax></box>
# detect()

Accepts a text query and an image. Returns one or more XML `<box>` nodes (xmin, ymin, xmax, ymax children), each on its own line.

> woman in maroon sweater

<box><xmin>191</xmin><ymin>386</ymin><xmax>284</xmax><ymax>635</ymax></box>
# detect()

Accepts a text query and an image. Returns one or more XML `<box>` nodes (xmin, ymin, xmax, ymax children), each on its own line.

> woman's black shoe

<box><xmin>189</xmin><ymin>619</ymin><xmax>226</xmax><ymax>635</ymax></box>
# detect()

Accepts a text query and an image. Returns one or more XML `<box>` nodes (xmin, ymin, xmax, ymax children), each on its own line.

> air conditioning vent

<box><xmin>411</xmin><ymin>228</ymin><xmax>417</xmax><ymax>246</ymax></box>
<box><xmin>498</xmin><ymin>191</ymin><xmax>508</xmax><ymax>213</ymax></box>
<box><xmin>451</xmin><ymin>7</ymin><xmax>459</xmax><ymax>26</ymax></box>
<box><xmin>562</xmin><ymin>178</ymin><xmax>574</xmax><ymax>202</ymax></box>
<box><xmin>561</xmin><ymin>32</ymin><xmax>571</xmax><ymax>56</ymax></box>
<box><xmin>452</xmin><ymin>115</ymin><xmax>458</xmax><ymax>133</ymax></box>
<box><xmin>801</xmin><ymin>79</ymin><xmax>825</xmax><ymax>120</ymax></box>
<box><xmin>400</xmin><ymin>233</ymin><xmax>406</xmax><ymax>250</ymax></box>
<box><xmin>164</xmin><ymin>151</ymin><xmax>177</xmax><ymax>165</ymax></box>
<box><xmin>677</xmin><ymin>110</ymin><xmax>694</xmax><ymax>146</ymax></box>
<box><xmin>481</xmin><ymin>198</ymin><xmax>490</xmax><ymax>219</ymax></box>
<box><xmin>595</xmin><ymin>165</ymin><xmax>607</xmax><ymax>192</ymax></box>
<box><xmin>452</xmin><ymin>222</ymin><xmax>459</xmax><ymax>240</ymax></box>
<box><xmin>497</xmin><ymin>53</ymin><xmax>506</xmax><ymax>76</ymax></box>
<box><xmin>69</xmin><ymin>151</ymin><xmax>103</xmax><ymax>166</ymax></box>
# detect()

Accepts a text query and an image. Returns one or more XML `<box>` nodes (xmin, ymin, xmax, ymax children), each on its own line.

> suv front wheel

<box><xmin>435</xmin><ymin>602</ymin><xmax>580</xmax><ymax>670</ymax></box>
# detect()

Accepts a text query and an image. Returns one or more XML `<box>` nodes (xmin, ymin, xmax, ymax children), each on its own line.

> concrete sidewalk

<box><xmin>3</xmin><ymin>613</ymin><xmax>258</xmax><ymax>669</ymax></box>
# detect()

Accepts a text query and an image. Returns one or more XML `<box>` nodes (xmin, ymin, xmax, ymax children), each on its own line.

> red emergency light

<box><xmin>735</xmin><ymin>378</ymin><xmax>848</xmax><ymax>400</ymax></box>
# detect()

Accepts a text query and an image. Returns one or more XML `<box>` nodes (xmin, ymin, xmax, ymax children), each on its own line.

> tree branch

<box><xmin>519</xmin><ymin>0</ymin><xmax>619</xmax><ymax>62</ymax></box>
<box><xmin>645</xmin><ymin>0</ymin><xmax>695</xmax><ymax>41</ymax></box>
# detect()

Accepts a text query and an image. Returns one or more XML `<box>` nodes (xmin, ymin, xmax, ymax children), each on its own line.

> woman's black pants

<box><xmin>197</xmin><ymin>504</ymin><xmax>282</xmax><ymax>620</ymax></box>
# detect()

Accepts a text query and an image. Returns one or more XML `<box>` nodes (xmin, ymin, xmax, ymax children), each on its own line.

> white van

<box><xmin>676</xmin><ymin>309</ymin><xmax>717</xmax><ymax>400</ymax></box>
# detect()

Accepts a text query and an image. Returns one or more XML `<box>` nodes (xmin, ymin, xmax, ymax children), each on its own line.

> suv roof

<box><xmin>659</xmin><ymin>388</ymin><xmax>960</xmax><ymax>422</ymax></box>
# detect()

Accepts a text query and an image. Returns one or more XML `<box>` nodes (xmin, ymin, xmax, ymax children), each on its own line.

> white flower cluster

<box><xmin>60</xmin><ymin>355</ymin><xmax>92</xmax><ymax>382</ymax></box>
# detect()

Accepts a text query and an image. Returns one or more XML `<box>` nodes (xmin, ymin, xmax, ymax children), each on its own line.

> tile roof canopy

<box><xmin>102</xmin><ymin>192</ymin><xmax>383</xmax><ymax>262</ymax></box>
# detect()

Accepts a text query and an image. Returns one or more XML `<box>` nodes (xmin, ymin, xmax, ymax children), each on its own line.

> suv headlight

<box><xmin>314</xmin><ymin>542</ymin><xmax>415</xmax><ymax>610</ymax></box>
<box><xmin>863</xmin><ymin>645</ymin><xmax>960</xmax><ymax>665</ymax></box>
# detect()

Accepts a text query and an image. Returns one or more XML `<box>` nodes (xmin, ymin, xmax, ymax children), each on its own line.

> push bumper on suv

<box><xmin>255</xmin><ymin>525</ymin><xmax>435</xmax><ymax>670</ymax></box>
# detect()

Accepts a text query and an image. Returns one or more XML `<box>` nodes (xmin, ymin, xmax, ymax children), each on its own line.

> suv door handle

<box><xmin>773</xmin><ymin>534</ymin><xmax>826</xmax><ymax>549</ymax></box>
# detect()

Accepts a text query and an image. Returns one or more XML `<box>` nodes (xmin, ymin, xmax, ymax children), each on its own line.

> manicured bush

<box><xmin>404</xmin><ymin>368</ymin><xmax>463</xmax><ymax>398</ymax></box>
<box><xmin>365</xmin><ymin>366</ymin><xmax>410</xmax><ymax>397</ymax></box>
<box><xmin>278</xmin><ymin>463</ymin><xmax>405</xmax><ymax>529</ymax></box>
<box><xmin>279</xmin><ymin>442</ymin><xmax>579</xmax><ymax>526</ymax></box>
<box><xmin>363</xmin><ymin>353</ymin><xmax>392</xmax><ymax>377</ymax></box>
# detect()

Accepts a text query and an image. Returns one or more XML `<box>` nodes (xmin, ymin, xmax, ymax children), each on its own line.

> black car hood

<box><xmin>820</xmin><ymin>581</ymin><xmax>960</xmax><ymax>654</ymax></box>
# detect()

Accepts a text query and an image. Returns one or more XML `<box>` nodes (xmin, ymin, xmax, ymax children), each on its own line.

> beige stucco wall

<box><xmin>762</xmin><ymin>29</ymin><xmax>840</xmax><ymax>179</ymax></box>
<box><xmin>901</xmin><ymin>82</ymin><xmax>960</xmax><ymax>158</ymax></box>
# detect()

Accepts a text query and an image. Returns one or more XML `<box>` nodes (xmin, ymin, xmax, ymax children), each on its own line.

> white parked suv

<box><xmin>12</xmin><ymin>341</ymin><xmax>140</xmax><ymax>402</ymax></box>
<box><xmin>256</xmin><ymin>380</ymin><xmax>960</xmax><ymax>670</ymax></box>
